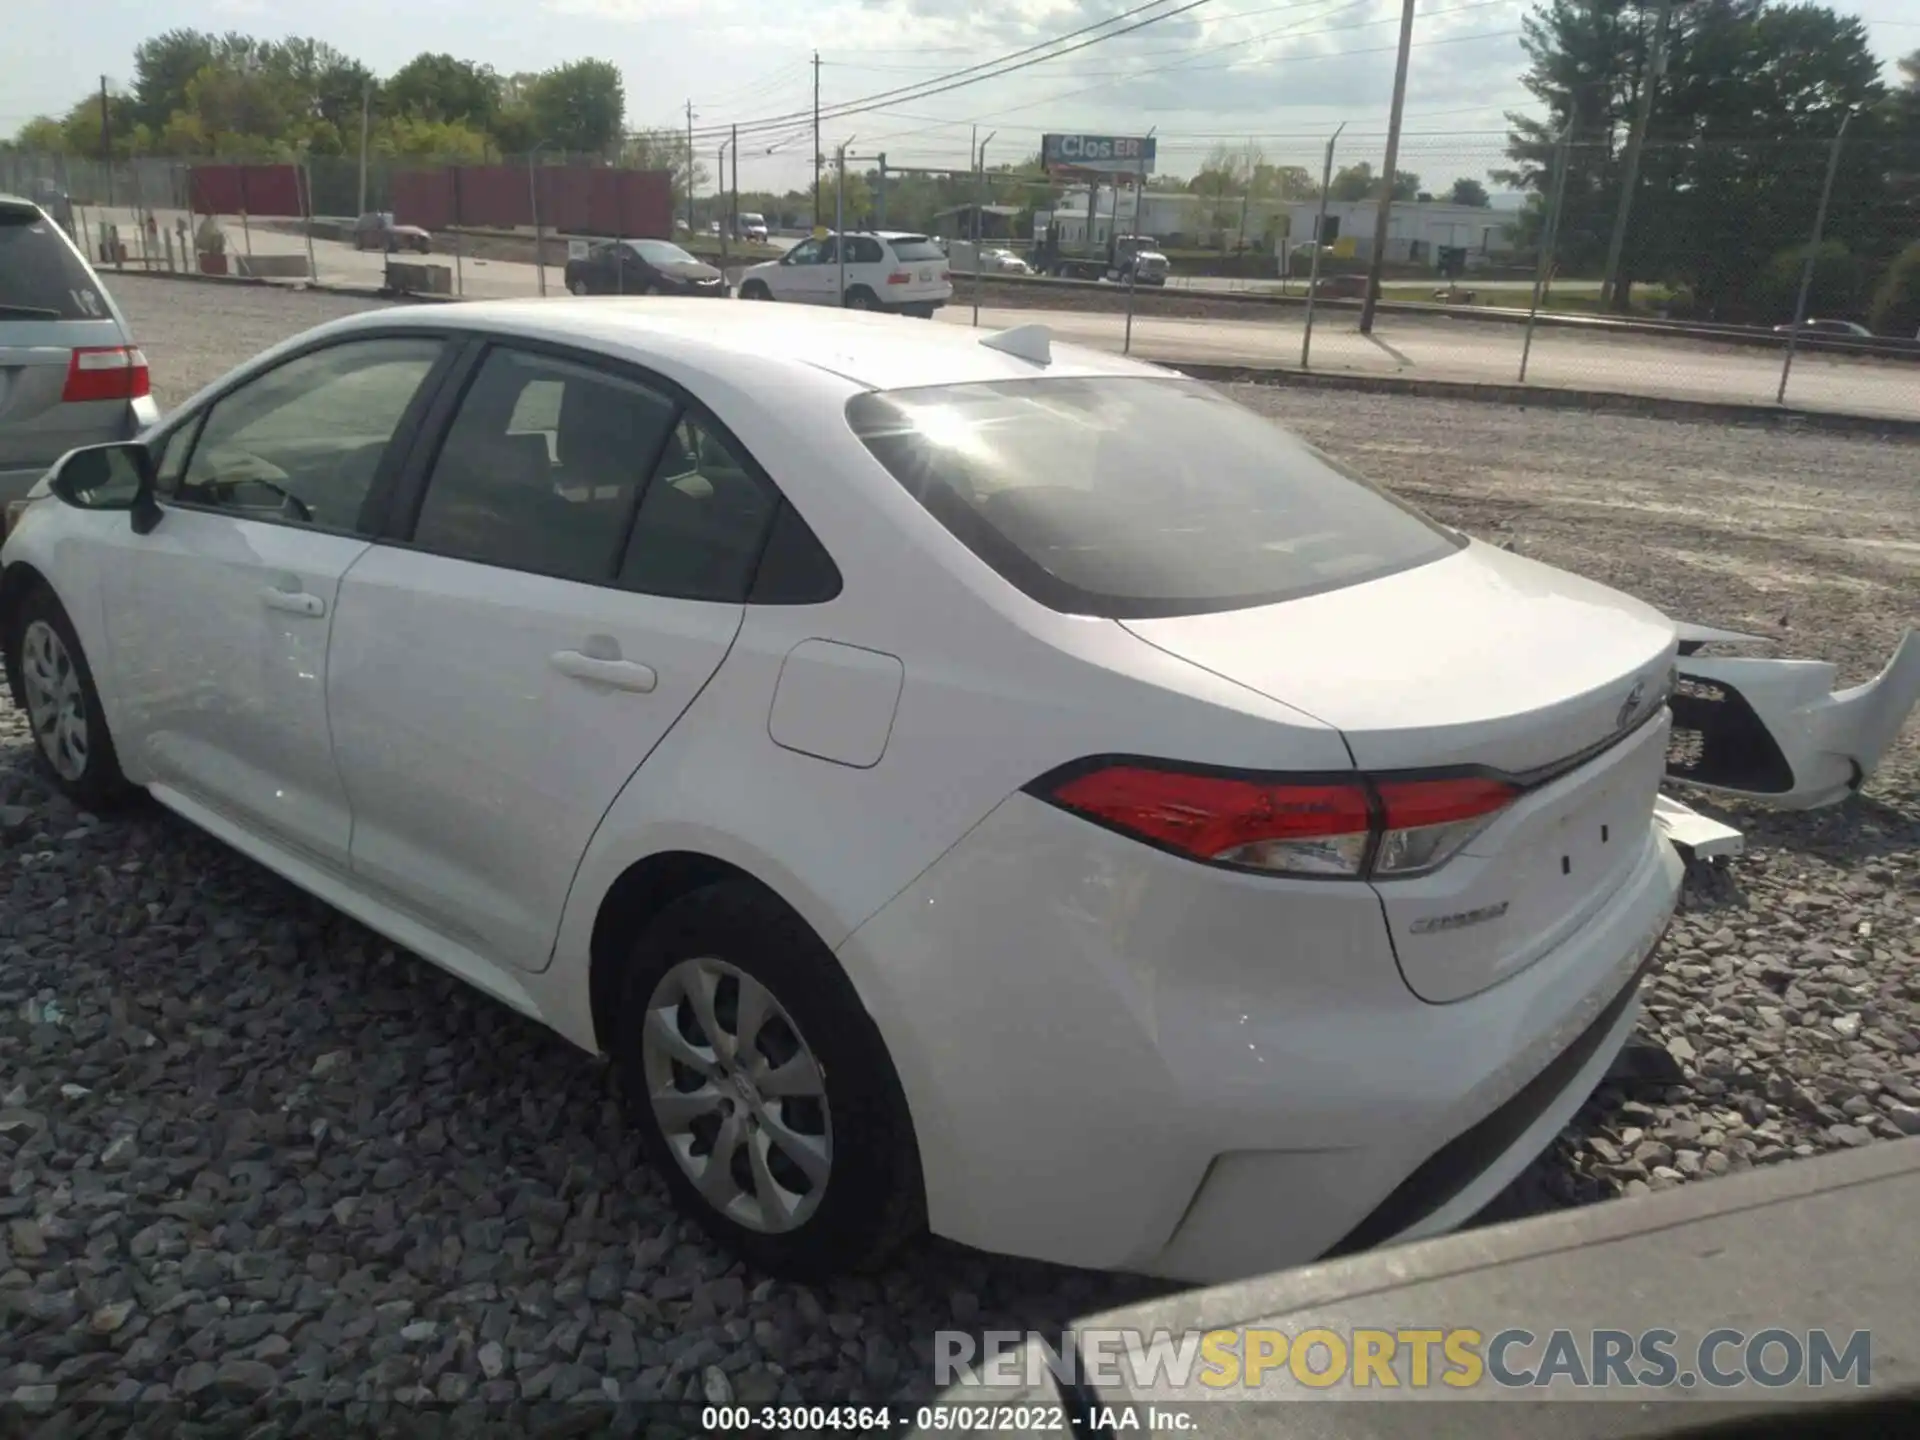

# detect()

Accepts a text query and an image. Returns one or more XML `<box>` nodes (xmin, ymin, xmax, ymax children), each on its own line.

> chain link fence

<box><xmin>6</xmin><ymin>132</ymin><xmax>1915</xmax><ymax>418</ymax></box>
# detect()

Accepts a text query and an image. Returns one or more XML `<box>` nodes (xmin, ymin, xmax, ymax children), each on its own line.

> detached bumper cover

<box><xmin>1667</xmin><ymin>624</ymin><xmax>1920</xmax><ymax>809</ymax></box>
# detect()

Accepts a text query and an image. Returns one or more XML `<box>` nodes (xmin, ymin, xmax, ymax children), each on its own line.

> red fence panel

<box><xmin>389</xmin><ymin>165</ymin><xmax>673</xmax><ymax>237</ymax></box>
<box><xmin>391</xmin><ymin>169</ymin><xmax>452</xmax><ymax>230</ymax></box>
<box><xmin>188</xmin><ymin>164</ymin><xmax>303</xmax><ymax>218</ymax></box>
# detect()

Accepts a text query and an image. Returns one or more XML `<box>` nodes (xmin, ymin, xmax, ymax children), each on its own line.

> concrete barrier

<box><xmin>232</xmin><ymin>253</ymin><xmax>313</xmax><ymax>280</ymax></box>
<box><xmin>384</xmin><ymin>261</ymin><xmax>453</xmax><ymax>296</ymax></box>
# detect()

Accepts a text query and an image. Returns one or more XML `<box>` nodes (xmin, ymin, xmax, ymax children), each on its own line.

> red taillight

<box><xmin>1047</xmin><ymin>766</ymin><xmax>1373</xmax><ymax>877</ymax></box>
<box><xmin>63</xmin><ymin>346</ymin><xmax>150</xmax><ymax>404</ymax></box>
<box><xmin>1038</xmin><ymin>765</ymin><xmax>1518</xmax><ymax>879</ymax></box>
<box><xmin>1372</xmin><ymin>776</ymin><xmax>1519</xmax><ymax>877</ymax></box>
<box><xmin>886</xmin><ymin>270</ymin><xmax>911</xmax><ymax>285</ymax></box>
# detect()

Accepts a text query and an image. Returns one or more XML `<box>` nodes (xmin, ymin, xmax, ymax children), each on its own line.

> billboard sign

<box><xmin>1041</xmin><ymin>134</ymin><xmax>1157</xmax><ymax>175</ymax></box>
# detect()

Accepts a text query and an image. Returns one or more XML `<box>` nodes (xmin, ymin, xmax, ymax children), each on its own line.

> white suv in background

<box><xmin>737</xmin><ymin>232</ymin><xmax>952</xmax><ymax>316</ymax></box>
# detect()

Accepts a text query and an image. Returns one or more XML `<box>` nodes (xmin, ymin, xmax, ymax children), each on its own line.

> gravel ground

<box><xmin>2</xmin><ymin>277</ymin><xmax>1916</xmax><ymax>1421</ymax></box>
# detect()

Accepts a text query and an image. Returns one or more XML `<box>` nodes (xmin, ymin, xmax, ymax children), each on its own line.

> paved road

<box><xmin>81</xmin><ymin>206</ymin><xmax>1918</xmax><ymax>420</ymax></box>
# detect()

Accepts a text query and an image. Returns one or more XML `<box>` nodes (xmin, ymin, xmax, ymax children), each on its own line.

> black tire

<box><xmin>844</xmin><ymin>287</ymin><xmax>879</xmax><ymax>311</ymax></box>
<box><xmin>611</xmin><ymin>880</ymin><xmax>924</xmax><ymax>1279</ymax></box>
<box><xmin>741</xmin><ymin>281</ymin><xmax>772</xmax><ymax>301</ymax></box>
<box><xmin>4</xmin><ymin>584</ymin><xmax>133</xmax><ymax>810</ymax></box>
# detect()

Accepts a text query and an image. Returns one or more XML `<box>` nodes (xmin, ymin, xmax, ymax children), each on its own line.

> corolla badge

<box><xmin>1616</xmin><ymin>677</ymin><xmax>1649</xmax><ymax>731</ymax></box>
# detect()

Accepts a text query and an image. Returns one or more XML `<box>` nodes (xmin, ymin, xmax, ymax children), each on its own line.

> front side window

<box><xmin>177</xmin><ymin>337</ymin><xmax>444</xmax><ymax>532</ymax></box>
<box><xmin>412</xmin><ymin>347</ymin><xmax>677</xmax><ymax>584</ymax></box>
<box><xmin>785</xmin><ymin>239</ymin><xmax>823</xmax><ymax>265</ymax></box>
<box><xmin>846</xmin><ymin>377</ymin><xmax>1463</xmax><ymax>619</ymax></box>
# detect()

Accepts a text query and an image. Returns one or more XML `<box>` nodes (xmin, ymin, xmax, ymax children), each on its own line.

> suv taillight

<box><xmin>1034</xmin><ymin>764</ymin><xmax>1518</xmax><ymax>880</ymax></box>
<box><xmin>63</xmin><ymin>346</ymin><xmax>150</xmax><ymax>404</ymax></box>
<box><xmin>886</xmin><ymin>270</ymin><xmax>911</xmax><ymax>285</ymax></box>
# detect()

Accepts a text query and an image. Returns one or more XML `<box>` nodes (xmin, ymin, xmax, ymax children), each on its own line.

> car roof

<box><xmin>323</xmin><ymin>298</ymin><xmax>1170</xmax><ymax>391</ymax></box>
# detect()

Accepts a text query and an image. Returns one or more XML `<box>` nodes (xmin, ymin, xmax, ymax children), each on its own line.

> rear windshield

<box><xmin>0</xmin><ymin>206</ymin><xmax>108</xmax><ymax>320</ymax></box>
<box><xmin>887</xmin><ymin>237</ymin><xmax>945</xmax><ymax>262</ymax></box>
<box><xmin>845</xmin><ymin>377</ymin><xmax>1463</xmax><ymax>619</ymax></box>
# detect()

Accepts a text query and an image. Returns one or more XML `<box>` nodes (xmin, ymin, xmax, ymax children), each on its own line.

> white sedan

<box><xmin>0</xmin><ymin>300</ymin><xmax>1732</xmax><ymax>1281</ymax></box>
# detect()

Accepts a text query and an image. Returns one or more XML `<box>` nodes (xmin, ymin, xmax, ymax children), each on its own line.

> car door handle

<box><xmin>260</xmin><ymin>587</ymin><xmax>326</xmax><ymax>617</ymax></box>
<box><xmin>549</xmin><ymin>651</ymin><xmax>658</xmax><ymax>693</ymax></box>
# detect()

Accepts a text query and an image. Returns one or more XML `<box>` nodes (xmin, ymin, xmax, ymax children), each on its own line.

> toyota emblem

<box><xmin>1616</xmin><ymin>678</ymin><xmax>1648</xmax><ymax>731</ymax></box>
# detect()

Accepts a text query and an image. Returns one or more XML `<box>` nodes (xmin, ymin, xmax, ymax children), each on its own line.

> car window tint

<box><xmin>851</xmin><ymin>237</ymin><xmax>884</xmax><ymax>263</ymax></box>
<box><xmin>818</xmin><ymin>238</ymin><xmax>840</xmax><ymax>264</ymax></box>
<box><xmin>413</xmin><ymin>347</ymin><xmax>677</xmax><ymax>585</ymax></box>
<box><xmin>620</xmin><ymin>413</ymin><xmax>779</xmax><ymax>602</ymax></box>
<box><xmin>846</xmin><ymin>377</ymin><xmax>1463</xmax><ymax>620</ymax></box>
<box><xmin>887</xmin><ymin>237</ymin><xmax>944</xmax><ymax>262</ymax></box>
<box><xmin>0</xmin><ymin>205</ymin><xmax>110</xmax><ymax>320</ymax></box>
<box><xmin>178</xmin><ymin>338</ymin><xmax>444</xmax><ymax>533</ymax></box>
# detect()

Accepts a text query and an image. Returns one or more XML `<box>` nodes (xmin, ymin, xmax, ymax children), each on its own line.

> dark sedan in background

<box><xmin>564</xmin><ymin>239</ymin><xmax>728</xmax><ymax>297</ymax></box>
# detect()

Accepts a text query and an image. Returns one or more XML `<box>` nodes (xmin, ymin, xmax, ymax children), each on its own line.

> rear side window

<box><xmin>413</xmin><ymin>347</ymin><xmax>678</xmax><ymax>584</ymax></box>
<box><xmin>845</xmin><ymin>377</ymin><xmax>1463</xmax><ymax>619</ymax></box>
<box><xmin>886</xmin><ymin>237</ymin><xmax>944</xmax><ymax>262</ymax></box>
<box><xmin>849</xmin><ymin>237</ymin><xmax>884</xmax><ymax>264</ymax></box>
<box><xmin>0</xmin><ymin>206</ymin><xmax>108</xmax><ymax>320</ymax></box>
<box><xmin>620</xmin><ymin>414</ymin><xmax>780</xmax><ymax>601</ymax></box>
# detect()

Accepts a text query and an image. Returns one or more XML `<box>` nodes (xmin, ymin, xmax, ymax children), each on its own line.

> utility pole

<box><xmin>357</xmin><ymin>81</ymin><xmax>372</xmax><ymax>217</ymax></box>
<box><xmin>1600</xmin><ymin>0</ymin><xmax>1676</xmax><ymax>312</ymax></box>
<box><xmin>812</xmin><ymin>52</ymin><xmax>822</xmax><ymax>231</ymax></box>
<box><xmin>685</xmin><ymin>100</ymin><xmax>697</xmax><ymax>233</ymax></box>
<box><xmin>100</xmin><ymin>77</ymin><xmax>114</xmax><ymax>208</ymax></box>
<box><xmin>1358</xmin><ymin>0</ymin><xmax>1416</xmax><ymax>335</ymax></box>
<box><xmin>731</xmin><ymin>123</ymin><xmax>739</xmax><ymax>246</ymax></box>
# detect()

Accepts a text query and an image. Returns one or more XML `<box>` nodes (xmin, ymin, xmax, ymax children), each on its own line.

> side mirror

<box><xmin>47</xmin><ymin>442</ymin><xmax>160</xmax><ymax>534</ymax></box>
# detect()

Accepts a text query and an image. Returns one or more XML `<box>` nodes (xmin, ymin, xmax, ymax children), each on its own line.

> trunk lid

<box><xmin>1123</xmin><ymin>541</ymin><xmax>1679</xmax><ymax>1002</ymax></box>
<box><xmin>1121</xmin><ymin>542</ymin><xmax>1676</xmax><ymax>774</ymax></box>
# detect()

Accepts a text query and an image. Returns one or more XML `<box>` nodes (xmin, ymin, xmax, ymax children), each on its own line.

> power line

<box><xmin>857</xmin><ymin>22</ymin><xmax>1522</xmax><ymax>149</ymax></box>
<box><xmin>687</xmin><ymin>0</ymin><xmax>1215</xmax><ymax>141</ymax></box>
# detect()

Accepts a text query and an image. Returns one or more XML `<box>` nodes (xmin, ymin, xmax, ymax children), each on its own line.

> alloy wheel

<box><xmin>20</xmin><ymin>620</ymin><xmax>88</xmax><ymax>782</ymax></box>
<box><xmin>641</xmin><ymin>956</ymin><xmax>833</xmax><ymax>1233</ymax></box>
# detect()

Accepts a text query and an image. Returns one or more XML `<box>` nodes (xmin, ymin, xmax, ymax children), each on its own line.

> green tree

<box><xmin>527</xmin><ymin>59</ymin><xmax>624</xmax><ymax>155</ymax></box>
<box><xmin>1328</xmin><ymin>161</ymin><xmax>1419</xmax><ymax>202</ymax></box>
<box><xmin>1754</xmin><ymin>240</ymin><xmax>1861</xmax><ymax>320</ymax></box>
<box><xmin>387</xmin><ymin>53</ymin><xmax>500</xmax><ymax>128</ymax></box>
<box><xmin>624</xmin><ymin>129</ymin><xmax>708</xmax><ymax>212</ymax></box>
<box><xmin>11</xmin><ymin>116</ymin><xmax>69</xmax><ymax>152</ymax></box>
<box><xmin>60</xmin><ymin>91</ymin><xmax>143</xmax><ymax>159</ymax></box>
<box><xmin>131</xmin><ymin>28</ymin><xmax>218</xmax><ymax>132</ymax></box>
<box><xmin>270</xmin><ymin>38</ymin><xmax>375</xmax><ymax>135</ymax></box>
<box><xmin>1499</xmin><ymin>1</ymin><xmax>1891</xmax><ymax>317</ymax></box>
<box><xmin>1448</xmin><ymin>176</ymin><xmax>1491</xmax><ymax>207</ymax></box>
<box><xmin>1868</xmin><ymin>241</ymin><xmax>1920</xmax><ymax>336</ymax></box>
<box><xmin>373</xmin><ymin>116</ymin><xmax>493</xmax><ymax>161</ymax></box>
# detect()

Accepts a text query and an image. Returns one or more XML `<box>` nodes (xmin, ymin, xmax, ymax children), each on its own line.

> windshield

<box><xmin>630</xmin><ymin>240</ymin><xmax>700</xmax><ymax>266</ymax></box>
<box><xmin>0</xmin><ymin>205</ymin><xmax>109</xmax><ymax>320</ymax></box>
<box><xmin>740</xmin><ymin>213</ymin><xmax>765</xmax><ymax>225</ymax></box>
<box><xmin>887</xmin><ymin>237</ymin><xmax>945</xmax><ymax>262</ymax></box>
<box><xmin>846</xmin><ymin>377</ymin><xmax>1462</xmax><ymax>619</ymax></box>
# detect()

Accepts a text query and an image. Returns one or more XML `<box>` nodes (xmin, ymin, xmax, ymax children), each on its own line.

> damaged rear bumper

<box><xmin>1666</xmin><ymin>624</ymin><xmax>1920</xmax><ymax>809</ymax></box>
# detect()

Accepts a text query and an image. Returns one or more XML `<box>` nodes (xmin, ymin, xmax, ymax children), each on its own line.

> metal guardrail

<box><xmin>964</xmin><ymin>269</ymin><xmax>1920</xmax><ymax>362</ymax></box>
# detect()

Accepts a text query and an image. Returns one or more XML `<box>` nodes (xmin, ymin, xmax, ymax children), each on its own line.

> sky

<box><xmin>3</xmin><ymin>0</ymin><xmax>1915</xmax><ymax>193</ymax></box>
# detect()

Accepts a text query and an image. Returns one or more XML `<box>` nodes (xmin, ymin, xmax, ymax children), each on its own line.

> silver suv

<box><xmin>1</xmin><ymin>196</ymin><xmax>158</xmax><ymax>525</ymax></box>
